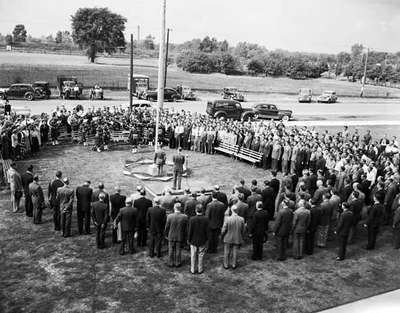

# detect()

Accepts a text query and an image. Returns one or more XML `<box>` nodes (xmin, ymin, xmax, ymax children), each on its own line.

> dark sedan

<box><xmin>141</xmin><ymin>88</ymin><xmax>181</xmax><ymax>101</ymax></box>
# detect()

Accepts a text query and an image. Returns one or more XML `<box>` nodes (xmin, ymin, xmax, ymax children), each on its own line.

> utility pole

<box><xmin>137</xmin><ymin>25</ymin><xmax>140</xmax><ymax>46</ymax></box>
<box><xmin>155</xmin><ymin>0</ymin><xmax>166</xmax><ymax>149</ymax></box>
<box><xmin>164</xmin><ymin>28</ymin><xmax>171</xmax><ymax>87</ymax></box>
<box><xmin>360</xmin><ymin>47</ymin><xmax>369</xmax><ymax>97</ymax></box>
<box><xmin>129</xmin><ymin>33</ymin><xmax>133</xmax><ymax>108</ymax></box>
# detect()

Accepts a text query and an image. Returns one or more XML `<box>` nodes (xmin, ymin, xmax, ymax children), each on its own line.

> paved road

<box><xmin>8</xmin><ymin>90</ymin><xmax>399</xmax><ymax>124</ymax></box>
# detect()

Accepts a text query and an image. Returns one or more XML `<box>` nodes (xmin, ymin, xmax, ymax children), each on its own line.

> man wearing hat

<box><xmin>115</xmin><ymin>198</ymin><xmax>137</xmax><ymax>255</ymax></box>
<box><xmin>92</xmin><ymin>183</ymin><xmax>109</xmax><ymax>210</ymax></box>
<box><xmin>110</xmin><ymin>187</ymin><xmax>126</xmax><ymax>243</ymax></box>
<box><xmin>29</xmin><ymin>174</ymin><xmax>45</xmax><ymax>224</ymax></box>
<box><xmin>146</xmin><ymin>197</ymin><xmax>167</xmax><ymax>258</ymax></box>
<box><xmin>76</xmin><ymin>180</ymin><xmax>93</xmax><ymax>235</ymax></box>
<box><xmin>56</xmin><ymin>177</ymin><xmax>74</xmax><ymax>237</ymax></box>
<box><xmin>8</xmin><ymin>162</ymin><xmax>23</xmax><ymax>213</ymax></box>
<box><xmin>133</xmin><ymin>189</ymin><xmax>153</xmax><ymax>247</ymax></box>
<box><xmin>154</xmin><ymin>144</ymin><xmax>166</xmax><ymax>176</ymax></box>
<box><xmin>188</xmin><ymin>204</ymin><xmax>209</xmax><ymax>274</ymax></box>
<box><xmin>172</xmin><ymin>147</ymin><xmax>185</xmax><ymax>190</ymax></box>
<box><xmin>21</xmin><ymin>165</ymin><xmax>34</xmax><ymax>217</ymax></box>
<box><xmin>92</xmin><ymin>193</ymin><xmax>109</xmax><ymax>249</ymax></box>
<box><xmin>48</xmin><ymin>170</ymin><xmax>64</xmax><ymax>230</ymax></box>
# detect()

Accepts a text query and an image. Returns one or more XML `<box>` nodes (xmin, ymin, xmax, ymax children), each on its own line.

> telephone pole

<box><xmin>164</xmin><ymin>28</ymin><xmax>171</xmax><ymax>87</ymax></box>
<box><xmin>360</xmin><ymin>47</ymin><xmax>369</xmax><ymax>97</ymax></box>
<box><xmin>137</xmin><ymin>25</ymin><xmax>140</xmax><ymax>45</ymax></box>
<box><xmin>129</xmin><ymin>33</ymin><xmax>133</xmax><ymax>108</ymax></box>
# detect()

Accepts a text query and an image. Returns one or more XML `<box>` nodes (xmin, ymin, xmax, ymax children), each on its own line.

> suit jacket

<box><xmin>215</xmin><ymin>191</ymin><xmax>228</xmax><ymax>207</ymax></box>
<box><xmin>336</xmin><ymin>210</ymin><xmax>354</xmax><ymax>237</ymax></box>
<box><xmin>154</xmin><ymin>150</ymin><xmax>166</xmax><ymax>165</ymax></box>
<box><xmin>109</xmin><ymin>193</ymin><xmax>126</xmax><ymax>220</ymax></box>
<box><xmin>221</xmin><ymin>214</ymin><xmax>245</xmax><ymax>245</ymax></box>
<box><xmin>205</xmin><ymin>200</ymin><xmax>226</xmax><ymax>229</ymax></box>
<box><xmin>92</xmin><ymin>200</ymin><xmax>109</xmax><ymax>226</ymax></box>
<box><xmin>188</xmin><ymin>214</ymin><xmax>209</xmax><ymax>247</ymax></box>
<box><xmin>236</xmin><ymin>186</ymin><xmax>251</xmax><ymax>201</ymax></box>
<box><xmin>270</xmin><ymin>178</ymin><xmax>280</xmax><ymax>199</ymax></box>
<box><xmin>262</xmin><ymin>186</ymin><xmax>275</xmax><ymax>213</ymax></box>
<box><xmin>247</xmin><ymin>193</ymin><xmax>262</xmax><ymax>218</ymax></box>
<box><xmin>385</xmin><ymin>183</ymin><xmax>398</xmax><ymax>207</ymax></box>
<box><xmin>48</xmin><ymin>178</ymin><xmax>64</xmax><ymax>205</ymax></box>
<box><xmin>115</xmin><ymin>206</ymin><xmax>137</xmax><ymax>232</ymax></box>
<box><xmin>366</xmin><ymin>203</ymin><xmax>384</xmax><ymax>229</ymax></box>
<box><xmin>319</xmin><ymin>200</ymin><xmax>332</xmax><ymax>226</ymax></box>
<box><xmin>248</xmin><ymin>209</ymin><xmax>269</xmax><ymax>238</ymax></box>
<box><xmin>173</xmin><ymin>154</ymin><xmax>185</xmax><ymax>172</ymax></box>
<box><xmin>184</xmin><ymin>198</ymin><xmax>198</xmax><ymax>218</ymax></box>
<box><xmin>273</xmin><ymin>207</ymin><xmax>293</xmax><ymax>237</ymax></box>
<box><xmin>349</xmin><ymin>198</ymin><xmax>363</xmax><ymax>225</ymax></box>
<box><xmin>341</xmin><ymin>184</ymin><xmax>353</xmax><ymax>203</ymax></box>
<box><xmin>308</xmin><ymin>205</ymin><xmax>321</xmax><ymax>233</ymax></box>
<box><xmin>134</xmin><ymin>196</ymin><xmax>153</xmax><ymax>226</ymax></box>
<box><xmin>292</xmin><ymin>207</ymin><xmax>311</xmax><ymax>234</ymax></box>
<box><xmin>165</xmin><ymin>212</ymin><xmax>188</xmax><ymax>242</ymax></box>
<box><xmin>197</xmin><ymin>193</ymin><xmax>211</xmax><ymax>208</ymax></box>
<box><xmin>29</xmin><ymin>181</ymin><xmax>44</xmax><ymax>208</ymax></box>
<box><xmin>146</xmin><ymin>205</ymin><xmax>167</xmax><ymax>234</ymax></box>
<box><xmin>21</xmin><ymin>171</ymin><xmax>34</xmax><ymax>194</ymax></box>
<box><xmin>76</xmin><ymin>185</ymin><xmax>93</xmax><ymax>212</ymax></box>
<box><xmin>56</xmin><ymin>185</ymin><xmax>74</xmax><ymax>212</ymax></box>
<box><xmin>9</xmin><ymin>168</ymin><xmax>23</xmax><ymax>192</ymax></box>
<box><xmin>236</xmin><ymin>200</ymin><xmax>249</xmax><ymax>222</ymax></box>
<box><xmin>160</xmin><ymin>194</ymin><xmax>176</xmax><ymax>214</ymax></box>
<box><xmin>312</xmin><ymin>187</ymin><xmax>325</xmax><ymax>205</ymax></box>
<box><xmin>92</xmin><ymin>189</ymin><xmax>109</xmax><ymax>209</ymax></box>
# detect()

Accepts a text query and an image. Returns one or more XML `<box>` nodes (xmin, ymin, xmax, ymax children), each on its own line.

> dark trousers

<box><xmin>77</xmin><ymin>208</ymin><xmax>91</xmax><ymax>234</ymax></box>
<box><xmin>137</xmin><ymin>224</ymin><xmax>147</xmax><ymax>247</ymax></box>
<box><xmin>367</xmin><ymin>227</ymin><xmax>379</xmax><ymax>249</ymax></box>
<box><xmin>208</xmin><ymin>228</ymin><xmax>221</xmax><ymax>253</ymax></box>
<box><xmin>149</xmin><ymin>233</ymin><xmax>163</xmax><ymax>257</ymax></box>
<box><xmin>168</xmin><ymin>240</ymin><xmax>182</xmax><ymax>266</ymax></box>
<box><xmin>96</xmin><ymin>225</ymin><xmax>106</xmax><ymax>248</ymax></box>
<box><xmin>252</xmin><ymin>236</ymin><xmax>264</xmax><ymax>260</ymax></box>
<box><xmin>276</xmin><ymin>235</ymin><xmax>288</xmax><ymax>260</ymax></box>
<box><xmin>337</xmin><ymin>235</ymin><xmax>349</xmax><ymax>260</ymax></box>
<box><xmin>61</xmin><ymin>210</ymin><xmax>72</xmax><ymax>237</ymax></box>
<box><xmin>112</xmin><ymin>225</ymin><xmax>119</xmax><ymax>244</ymax></box>
<box><xmin>305</xmin><ymin>231</ymin><xmax>316</xmax><ymax>255</ymax></box>
<box><xmin>394</xmin><ymin>228</ymin><xmax>400</xmax><ymax>249</ymax></box>
<box><xmin>52</xmin><ymin>205</ymin><xmax>61</xmax><ymax>231</ymax></box>
<box><xmin>120</xmin><ymin>231</ymin><xmax>135</xmax><ymax>254</ymax></box>
<box><xmin>24</xmin><ymin>192</ymin><xmax>33</xmax><ymax>216</ymax></box>
<box><xmin>173</xmin><ymin>170</ymin><xmax>182</xmax><ymax>190</ymax></box>
<box><xmin>293</xmin><ymin>233</ymin><xmax>305</xmax><ymax>259</ymax></box>
<box><xmin>33</xmin><ymin>205</ymin><xmax>42</xmax><ymax>224</ymax></box>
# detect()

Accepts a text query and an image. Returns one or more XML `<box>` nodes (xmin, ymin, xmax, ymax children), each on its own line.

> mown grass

<box><xmin>1</xmin><ymin>51</ymin><xmax>399</xmax><ymax>98</ymax></box>
<box><xmin>0</xmin><ymin>144</ymin><xmax>400</xmax><ymax>313</ymax></box>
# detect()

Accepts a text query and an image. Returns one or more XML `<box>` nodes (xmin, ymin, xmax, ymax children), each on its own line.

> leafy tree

<box><xmin>247</xmin><ymin>56</ymin><xmax>265</xmax><ymax>75</ymax></box>
<box><xmin>71</xmin><ymin>7</ymin><xmax>126</xmax><ymax>62</ymax></box>
<box><xmin>143</xmin><ymin>35</ymin><xmax>155</xmax><ymax>50</ymax></box>
<box><xmin>55</xmin><ymin>31</ymin><xmax>63</xmax><ymax>44</ymax></box>
<box><xmin>12</xmin><ymin>24</ymin><xmax>27</xmax><ymax>42</ymax></box>
<box><xmin>5</xmin><ymin>34</ymin><xmax>13</xmax><ymax>45</ymax></box>
<box><xmin>199</xmin><ymin>36</ymin><xmax>218</xmax><ymax>53</ymax></box>
<box><xmin>45</xmin><ymin>34</ymin><xmax>55</xmax><ymax>43</ymax></box>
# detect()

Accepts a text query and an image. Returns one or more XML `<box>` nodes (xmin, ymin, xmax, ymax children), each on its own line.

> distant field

<box><xmin>1</xmin><ymin>51</ymin><xmax>400</xmax><ymax>97</ymax></box>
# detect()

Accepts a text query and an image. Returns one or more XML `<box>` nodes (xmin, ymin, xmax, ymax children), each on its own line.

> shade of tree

<box><xmin>143</xmin><ymin>35</ymin><xmax>155</xmax><ymax>50</ymax></box>
<box><xmin>12</xmin><ymin>24</ymin><xmax>27</xmax><ymax>42</ymax></box>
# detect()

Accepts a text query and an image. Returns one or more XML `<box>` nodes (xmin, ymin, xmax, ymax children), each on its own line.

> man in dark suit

<box><xmin>273</xmin><ymin>200</ymin><xmax>293</xmax><ymax>261</ymax></box>
<box><xmin>56</xmin><ymin>178</ymin><xmax>74</xmax><ymax>238</ymax></box>
<box><xmin>236</xmin><ymin>179</ymin><xmax>251</xmax><ymax>201</ymax></box>
<box><xmin>165</xmin><ymin>203</ymin><xmax>188</xmax><ymax>267</ymax></box>
<box><xmin>172</xmin><ymin>147</ymin><xmax>185</xmax><ymax>190</ymax></box>
<box><xmin>348</xmin><ymin>191</ymin><xmax>363</xmax><ymax>243</ymax></box>
<box><xmin>305</xmin><ymin>199</ymin><xmax>321</xmax><ymax>255</ymax></box>
<box><xmin>248</xmin><ymin>201</ymin><xmax>269</xmax><ymax>260</ymax></box>
<box><xmin>188</xmin><ymin>204</ymin><xmax>209</xmax><ymax>274</ymax></box>
<box><xmin>21</xmin><ymin>165</ymin><xmax>34</xmax><ymax>217</ymax></box>
<box><xmin>292</xmin><ymin>200</ymin><xmax>310</xmax><ymax>259</ymax></box>
<box><xmin>197</xmin><ymin>188</ymin><xmax>211</xmax><ymax>208</ymax></box>
<box><xmin>76</xmin><ymin>181</ymin><xmax>93</xmax><ymax>235</ymax></box>
<box><xmin>147</xmin><ymin>197</ymin><xmax>167</xmax><ymax>257</ymax></box>
<box><xmin>384</xmin><ymin>177</ymin><xmax>398</xmax><ymax>224</ymax></box>
<box><xmin>270</xmin><ymin>171</ymin><xmax>280</xmax><ymax>202</ymax></box>
<box><xmin>205</xmin><ymin>192</ymin><xmax>226</xmax><ymax>253</ymax></box>
<box><xmin>133</xmin><ymin>189</ymin><xmax>153</xmax><ymax>247</ymax></box>
<box><xmin>236</xmin><ymin>193</ymin><xmax>249</xmax><ymax>222</ymax></box>
<box><xmin>92</xmin><ymin>193</ymin><xmax>109</xmax><ymax>249</ymax></box>
<box><xmin>184</xmin><ymin>193</ymin><xmax>198</xmax><ymax>218</ymax></box>
<box><xmin>364</xmin><ymin>195</ymin><xmax>384</xmax><ymax>250</ymax></box>
<box><xmin>29</xmin><ymin>175</ymin><xmax>44</xmax><ymax>224</ymax></box>
<box><xmin>262</xmin><ymin>180</ymin><xmax>275</xmax><ymax>221</ymax></box>
<box><xmin>115</xmin><ymin>198</ymin><xmax>137</xmax><ymax>255</ymax></box>
<box><xmin>335</xmin><ymin>202</ymin><xmax>354</xmax><ymax>260</ymax></box>
<box><xmin>48</xmin><ymin>171</ymin><xmax>64</xmax><ymax>231</ymax></box>
<box><xmin>109</xmin><ymin>187</ymin><xmax>126</xmax><ymax>243</ymax></box>
<box><xmin>92</xmin><ymin>183</ymin><xmax>109</xmax><ymax>209</ymax></box>
<box><xmin>214</xmin><ymin>185</ymin><xmax>228</xmax><ymax>208</ymax></box>
<box><xmin>341</xmin><ymin>178</ymin><xmax>353</xmax><ymax>203</ymax></box>
<box><xmin>247</xmin><ymin>186</ymin><xmax>263</xmax><ymax>220</ymax></box>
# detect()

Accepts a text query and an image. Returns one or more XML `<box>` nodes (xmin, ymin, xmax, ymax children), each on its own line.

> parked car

<box><xmin>221</xmin><ymin>87</ymin><xmax>245</xmax><ymax>102</ymax></box>
<box><xmin>32</xmin><ymin>81</ymin><xmax>51</xmax><ymax>99</ymax></box>
<box><xmin>121</xmin><ymin>100</ymin><xmax>153</xmax><ymax>110</ymax></box>
<box><xmin>298</xmin><ymin>88</ymin><xmax>312</xmax><ymax>103</ymax></box>
<box><xmin>89</xmin><ymin>85</ymin><xmax>104</xmax><ymax>100</ymax></box>
<box><xmin>317</xmin><ymin>90</ymin><xmax>337</xmax><ymax>103</ymax></box>
<box><xmin>180</xmin><ymin>85</ymin><xmax>196</xmax><ymax>100</ymax></box>
<box><xmin>251</xmin><ymin>103</ymin><xmax>293</xmax><ymax>121</ymax></box>
<box><xmin>0</xmin><ymin>84</ymin><xmax>42</xmax><ymax>101</ymax></box>
<box><xmin>56</xmin><ymin>76</ymin><xmax>83</xmax><ymax>99</ymax></box>
<box><xmin>142</xmin><ymin>88</ymin><xmax>181</xmax><ymax>102</ymax></box>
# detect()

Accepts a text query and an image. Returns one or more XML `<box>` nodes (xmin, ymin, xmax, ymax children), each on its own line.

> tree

<box><xmin>199</xmin><ymin>36</ymin><xmax>218</xmax><ymax>53</ymax></box>
<box><xmin>55</xmin><ymin>31</ymin><xmax>63</xmax><ymax>44</ymax></box>
<box><xmin>12</xmin><ymin>24</ymin><xmax>27</xmax><ymax>42</ymax></box>
<box><xmin>143</xmin><ymin>35</ymin><xmax>155</xmax><ymax>50</ymax></box>
<box><xmin>71</xmin><ymin>7</ymin><xmax>126</xmax><ymax>63</ymax></box>
<box><xmin>5</xmin><ymin>34</ymin><xmax>13</xmax><ymax>45</ymax></box>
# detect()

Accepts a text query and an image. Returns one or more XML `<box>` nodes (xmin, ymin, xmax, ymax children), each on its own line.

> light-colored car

<box><xmin>298</xmin><ymin>88</ymin><xmax>312</xmax><ymax>103</ymax></box>
<box><xmin>181</xmin><ymin>86</ymin><xmax>196</xmax><ymax>100</ymax></box>
<box><xmin>317</xmin><ymin>90</ymin><xmax>337</xmax><ymax>103</ymax></box>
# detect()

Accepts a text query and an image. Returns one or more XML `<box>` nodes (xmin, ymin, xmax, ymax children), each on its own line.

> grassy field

<box><xmin>1</xmin><ymin>144</ymin><xmax>400</xmax><ymax>313</ymax></box>
<box><xmin>1</xmin><ymin>51</ymin><xmax>400</xmax><ymax>98</ymax></box>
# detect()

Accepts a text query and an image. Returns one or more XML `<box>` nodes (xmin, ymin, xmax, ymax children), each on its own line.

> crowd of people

<box><xmin>2</xmin><ymin>103</ymin><xmax>400</xmax><ymax>273</ymax></box>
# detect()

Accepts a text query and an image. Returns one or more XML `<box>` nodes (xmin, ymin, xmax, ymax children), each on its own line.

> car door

<box><xmin>8</xmin><ymin>85</ymin><xmax>20</xmax><ymax>99</ymax></box>
<box><xmin>164</xmin><ymin>88</ymin><xmax>172</xmax><ymax>100</ymax></box>
<box><xmin>224</xmin><ymin>101</ymin><xmax>236</xmax><ymax>119</ymax></box>
<box><xmin>255</xmin><ymin>104</ymin><xmax>268</xmax><ymax>119</ymax></box>
<box><xmin>268</xmin><ymin>105</ymin><xmax>279</xmax><ymax>119</ymax></box>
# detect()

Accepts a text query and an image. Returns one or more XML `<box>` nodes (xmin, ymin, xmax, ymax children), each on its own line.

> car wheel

<box><xmin>282</xmin><ymin>115</ymin><xmax>289</xmax><ymax>122</ymax></box>
<box><xmin>25</xmin><ymin>93</ymin><xmax>34</xmax><ymax>101</ymax></box>
<box><xmin>0</xmin><ymin>94</ymin><xmax>4</xmax><ymax>100</ymax></box>
<box><xmin>242</xmin><ymin>113</ymin><xmax>254</xmax><ymax>121</ymax></box>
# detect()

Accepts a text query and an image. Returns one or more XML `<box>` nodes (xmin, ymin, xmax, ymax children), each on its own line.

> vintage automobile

<box><xmin>180</xmin><ymin>85</ymin><xmax>196</xmax><ymax>100</ymax></box>
<box><xmin>221</xmin><ymin>87</ymin><xmax>245</xmax><ymax>102</ymax></box>
<box><xmin>206</xmin><ymin>100</ymin><xmax>292</xmax><ymax>121</ymax></box>
<box><xmin>317</xmin><ymin>90</ymin><xmax>337</xmax><ymax>103</ymax></box>
<box><xmin>89</xmin><ymin>85</ymin><xmax>104</xmax><ymax>100</ymax></box>
<box><xmin>56</xmin><ymin>76</ymin><xmax>83</xmax><ymax>100</ymax></box>
<box><xmin>121</xmin><ymin>100</ymin><xmax>153</xmax><ymax>110</ymax></box>
<box><xmin>32</xmin><ymin>81</ymin><xmax>51</xmax><ymax>99</ymax></box>
<box><xmin>298</xmin><ymin>88</ymin><xmax>312</xmax><ymax>103</ymax></box>
<box><xmin>142</xmin><ymin>88</ymin><xmax>181</xmax><ymax>102</ymax></box>
<box><xmin>0</xmin><ymin>83</ymin><xmax>43</xmax><ymax>101</ymax></box>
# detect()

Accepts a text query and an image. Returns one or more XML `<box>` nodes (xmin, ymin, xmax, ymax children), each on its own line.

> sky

<box><xmin>0</xmin><ymin>0</ymin><xmax>399</xmax><ymax>54</ymax></box>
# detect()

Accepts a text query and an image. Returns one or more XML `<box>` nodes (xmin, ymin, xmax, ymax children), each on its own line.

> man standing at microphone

<box><xmin>172</xmin><ymin>147</ymin><xmax>185</xmax><ymax>190</ymax></box>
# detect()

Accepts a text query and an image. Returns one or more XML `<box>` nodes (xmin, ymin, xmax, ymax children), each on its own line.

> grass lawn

<box><xmin>0</xmin><ymin>144</ymin><xmax>400</xmax><ymax>313</ymax></box>
<box><xmin>1</xmin><ymin>51</ymin><xmax>400</xmax><ymax>98</ymax></box>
